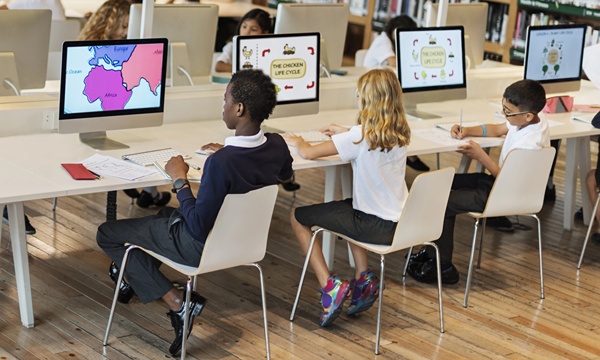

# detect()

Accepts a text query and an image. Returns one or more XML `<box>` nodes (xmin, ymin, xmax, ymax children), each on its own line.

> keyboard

<box><xmin>122</xmin><ymin>148</ymin><xmax>191</xmax><ymax>167</ymax></box>
<box><xmin>292</xmin><ymin>130</ymin><xmax>331</xmax><ymax>142</ymax></box>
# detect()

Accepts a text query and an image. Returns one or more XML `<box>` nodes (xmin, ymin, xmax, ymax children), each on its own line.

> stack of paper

<box><xmin>82</xmin><ymin>154</ymin><xmax>158</xmax><ymax>181</ymax></box>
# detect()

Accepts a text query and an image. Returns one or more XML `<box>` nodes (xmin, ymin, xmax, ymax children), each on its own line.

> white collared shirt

<box><xmin>223</xmin><ymin>130</ymin><xmax>267</xmax><ymax>148</ymax></box>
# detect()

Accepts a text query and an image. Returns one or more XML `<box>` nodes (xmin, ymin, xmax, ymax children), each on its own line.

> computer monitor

<box><xmin>0</xmin><ymin>10</ymin><xmax>52</xmax><ymax>94</ymax></box>
<box><xmin>128</xmin><ymin>4</ymin><xmax>218</xmax><ymax>86</ymax></box>
<box><xmin>274</xmin><ymin>3</ymin><xmax>348</xmax><ymax>73</ymax></box>
<box><xmin>232</xmin><ymin>33</ymin><xmax>320</xmax><ymax>119</ymax></box>
<box><xmin>426</xmin><ymin>2</ymin><xmax>488</xmax><ymax>67</ymax></box>
<box><xmin>58</xmin><ymin>38</ymin><xmax>168</xmax><ymax>150</ymax></box>
<box><xmin>524</xmin><ymin>24</ymin><xmax>586</xmax><ymax>94</ymax></box>
<box><xmin>395</xmin><ymin>26</ymin><xmax>467</xmax><ymax>119</ymax></box>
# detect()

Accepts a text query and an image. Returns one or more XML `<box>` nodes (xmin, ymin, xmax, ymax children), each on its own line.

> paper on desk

<box><xmin>435</xmin><ymin>121</ymin><xmax>482</xmax><ymax>132</ymax></box>
<box><xmin>572</xmin><ymin>113</ymin><xmax>597</xmax><ymax>124</ymax></box>
<box><xmin>412</xmin><ymin>129</ymin><xmax>468</xmax><ymax>146</ymax></box>
<box><xmin>82</xmin><ymin>154</ymin><xmax>158</xmax><ymax>181</ymax></box>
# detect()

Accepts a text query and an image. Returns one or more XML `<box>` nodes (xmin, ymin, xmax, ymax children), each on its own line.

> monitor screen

<box><xmin>233</xmin><ymin>33</ymin><xmax>320</xmax><ymax>118</ymax></box>
<box><xmin>128</xmin><ymin>4</ymin><xmax>218</xmax><ymax>86</ymax></box>
<box><xmin>59</xmin><ymin>38</ymin><xmax>168</xmax><ymax>150</ymax></box>
<box><xmin>524</xmin><ymin>24</ymin><xmax>586</xmax><ymax>94</ymax></box>
<box><xmin>427</xmin><ymin>3</ymin><xmax>488</xmax><ymax>66</ymax></box>
<box><xmin>274</xmin><ymin>3</ymin><xmax>348</xmax><ymax>72</ymax></box>
<box><xmin>0</xmin><ymin>10</ymin><xmax>52</xmax><ymax>93</ymax></box>
<box><xmin>396</xmin><ymin>26</ymin><xmax>467</xmax><ymax>119</ymax></box>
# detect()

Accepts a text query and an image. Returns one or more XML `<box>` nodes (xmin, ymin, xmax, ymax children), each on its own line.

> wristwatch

<box><xmin>171</xmin><ymin>178</ymin><xmax>190</xmax><ymax>193</ymax></box>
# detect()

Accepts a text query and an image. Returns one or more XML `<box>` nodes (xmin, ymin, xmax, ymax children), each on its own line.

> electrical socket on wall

<box><xmin>42</xmin><ymin>111</ymin><xmax>56</xmax><ymax>130</ymax></box>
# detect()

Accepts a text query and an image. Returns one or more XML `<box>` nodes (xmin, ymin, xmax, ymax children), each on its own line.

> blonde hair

<box><xmin>78</xmin><ymin>0</ymin><xmax>131</xmax><ymax>41</ymax></box>
<box><xmin>355</xmin><ymin>68</ymin><xmax>411</xmax><ymax>152</ymax></box>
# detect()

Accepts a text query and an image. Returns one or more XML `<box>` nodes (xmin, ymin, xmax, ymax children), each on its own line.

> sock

<box><xmin>143</xmin><ymin>186</ymin><xmax>159</xmax><ymax>197</ymax></box>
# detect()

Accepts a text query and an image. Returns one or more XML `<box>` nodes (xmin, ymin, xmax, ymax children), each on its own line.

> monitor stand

<box><xmin>80</xmin><ymin>131</ymin><xmax>129</xmax><ymax>150</ymax></box>
<box><xmin>404</xmin><ymin>103</ymin><xmax>440</xmax><ymax>120</ymax></box>
<box><xmin>170</xmin><ymin>42</ymin><xmax>195</xmax><ymax>87</ymax></box>
<box><xmin>0</xmin><ymin>53</ymin><xmax>21</xmax><ymax>96</ymax></box>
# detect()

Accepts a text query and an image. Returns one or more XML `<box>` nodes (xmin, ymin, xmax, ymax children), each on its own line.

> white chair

<box><xmin>463</xmin><ymin>147</ymin><xmax>556</xmax><ymax>308</ymax></box>
<box><xmin>354</xmin><ymin>49</ymin><xmax>368</xmax><ymax>67</ymax></box>
<box><xmin>103</xmin><ymin>185</ymin><xmax>279</xmax><ymax>360</ymax></box>
<box><xmin>578</xmin><ymin>189</ymin><xmax>600</xmax><ymax>269</ymax></box>
<box><xmin>290</xmin><ymin>167</ymin><xmax>455</xmax><ymax>355</ymax></box>
<box><xmin>47</xmin><ymin>20</ymin><xmax>81</xmax><ymax>81</ymax></box>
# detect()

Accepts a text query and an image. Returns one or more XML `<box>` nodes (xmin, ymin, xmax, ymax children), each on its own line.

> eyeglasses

<box><xmin>501</xmin><ymin>108</ymin><xmax>531</xmax><ymax>118</ymax></box>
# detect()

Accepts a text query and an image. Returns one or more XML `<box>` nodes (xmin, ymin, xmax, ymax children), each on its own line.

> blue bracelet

<box><xmin>481</xmin><ymin>124</ymin><xmax>487</xmax><ymax>137</ymax></box>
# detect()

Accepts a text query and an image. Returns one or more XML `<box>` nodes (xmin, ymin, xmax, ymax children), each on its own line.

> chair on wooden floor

<box><xmin>290</xmin><ymin>167</ymin><xmax>455</xmax><ymax>355</ymax></box>
<box><xmin>103</xmin><ymin>185</ymin><xmax>279</xmax><ymax>360</ymax></box>
<box><xmin>578</xmin><ymin>189</ymin><xmax>600</xmax><ymax>269</ymax></box>
<box><xmin>463</xmin><ymin>147</ymin><xmax>556</xmax><ymax>308</ymax></box>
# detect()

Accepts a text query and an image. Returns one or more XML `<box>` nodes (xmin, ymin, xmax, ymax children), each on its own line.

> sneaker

<box><xmin>167</xmin><ymin>291</ymin><xmax>207</xmax><ymax>356</ymax></box>
<box><xmin>3</xmin><ymin>208</ymin><xmax>36</xmax><ymax>235</ymax></box>
<box><xmin>108</xmin><ymin>262</ymin><xmax>136</xmax><ymax>304</ymax></box>
<box><xmin>319</xmin><ymin>275</ymin><xmax>351</xmax><ymax>327</ymax></box>
<box><xmin>137</xmin><ymin>190</ymin><xmax>171</xmax><ymax>208</ymax></box>
<box><xmin>485</xmin><ymin>216</ymin><xmax>514</xmax><ymax>233</ymax></box>
<box><xmin>406</xmin><ymin>156</ymin><xmax>430</xmax><ymax>172</ymax></box>
<box><xmin>279</xmin><ymin>180</ymin><xmax>301</xmax><ymax>192</ymax></box>
<box><xmin>592</xmin><ymin>233</ymin><xmax>600</xmax><ymax>244</ymax></box>
<box><xmin>347</xmin><ymin>270</ymin><xmax>380</xmax><ymax>316</ymax></box>
<box><xmin>406</xmin><ymin>258</ymin><xmax>460</xmax><ymax>285</ymax></box>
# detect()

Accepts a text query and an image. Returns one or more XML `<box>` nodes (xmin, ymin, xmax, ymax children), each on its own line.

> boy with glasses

<box><xmin>407</xmin><ymin>79</ymin><xmax>550</xmax><ymax>285</ymax></box>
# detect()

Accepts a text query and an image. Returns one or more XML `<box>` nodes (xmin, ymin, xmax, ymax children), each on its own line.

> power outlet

<box><xmin>42</xmin><ymin>111</ymin><xmax>55</xmax><ymax>130</ymax></box>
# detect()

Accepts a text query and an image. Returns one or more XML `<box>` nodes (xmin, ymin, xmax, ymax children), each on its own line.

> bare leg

<box><xmin>585</xmin><ymin>170</ymin><xmax>600</xmax><ymax>223</ymax></box>
<box><xmin>290</xmin><ymin>210</ymin><xmax>331</xmax><ymax>288</ymax></box>
<box><xmin>348</xmin><ymin>242</ymin><xmax>369</xmax><ymax>280</ymax></box>
<box><xmin>162</xmin><ymin>287</ymin><xmax>184</xmax><ymax>311</ymax></box>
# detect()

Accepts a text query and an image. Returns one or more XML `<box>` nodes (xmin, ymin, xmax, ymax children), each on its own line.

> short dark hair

<box><xmin>235</xmin><ymin>9</ymin><xmax>272</xmax><ymax>35</ymax></box>
<box><xmin>384</xmin><ymin>15</ymin><xmax>417</xmax><ymax>40</ymax></box>
<box><xmin>503</xmin><ymin>79</ymin><xmax>547</xmax><ymax>114</ymax></box>
<box><xmin>229</xmin><ymin>70</ymin><xmax>277</xmax><ymax>123</ymax></box>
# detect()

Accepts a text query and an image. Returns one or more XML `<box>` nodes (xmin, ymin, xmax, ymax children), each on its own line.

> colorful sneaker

<box><xmin>347</xmin><ymin>270</ymin><xmax>380</xmax><ymax>316</ymax></box>
<box><xmin>319</xmin><ymin>276</ymin><xmax>351</xmax><ymax>327</ymax></box>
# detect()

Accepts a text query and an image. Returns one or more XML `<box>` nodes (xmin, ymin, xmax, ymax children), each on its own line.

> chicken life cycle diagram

<box><xmin>236</xmin><ymin>34</ymin><xmax>319</xmax><ymax>103</ymax></box>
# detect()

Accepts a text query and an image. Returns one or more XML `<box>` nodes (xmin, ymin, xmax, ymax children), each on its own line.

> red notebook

<box><xmin>61</xmin><ymin>163</ymin><xmax>99</xmax><ymax>180</ymax></box>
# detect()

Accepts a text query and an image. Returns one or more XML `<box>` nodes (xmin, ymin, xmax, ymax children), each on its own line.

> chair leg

<box><xmin>290</xmin><ymin>228</ymin><xmax>323</xmax><ymax>321</ymax></box>
<box><xmin>532</xmin><ymin>214</ymin><xmax>544</xmax><ymax>300</ymax></box>
<box><xmin>578</xmin><ymin>194</ymin><xmax>600</xmax><ymax>269</ymax></box>
<box><xmin>476</xmin><ymin>218</ymin><xmax>487</xmax><ymax>269</ymax></box>
<box><xmin>103</xmin><ymin>245</ymin><xmax>136</xmax><ymax>346</ymax></box>
<box><xmin>374</xmin><ymin>254</ymin><xmax>385</xmax><ymax>355</ymax></box>
<box><xmin>464</xmin><ymin>219</ymin><xmax>480</xmax><ymax>308</ymax></box>
<box><xmin>180</xmin><ymin>277</ymin><xmax>193</xmax><ymax>360</ymax></box>
<box><xmin>249</xmin><ymin>263</ymin><xmax>271</xmax><ymax>360</ymax></box>
<box><xmin>402</xmin><ymin>246</ymin><xmax>414</xmax><ymax>279</ymax></box>
<box><xmin>425</xmin><ymin>241</ymin><xmax>444</xmax><ymax>333</ymax></box>
<box><xmin>52</xmin><ymin>197</ymin><xmax>58</xmax><ymax>211</ymax></box>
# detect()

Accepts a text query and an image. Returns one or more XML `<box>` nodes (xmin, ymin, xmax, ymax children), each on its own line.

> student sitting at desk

<box><xmin>285</xmin><ymin>68</ymin><xmax>411</xmax><ymax>327</ymax></box>
<box><xmin>363</xmin><ymin>14</ymin><xmax>430</xmax><ymax>172</ymax></box>
<box><xmin>96</xmin><ymin>69</ymin><xmax>294</xmax><ymax>356</ymax></box>
<box><xmin>406</xmin><ymin>79</ymin><xmax>550</xmax><ymax>284</ymax></box>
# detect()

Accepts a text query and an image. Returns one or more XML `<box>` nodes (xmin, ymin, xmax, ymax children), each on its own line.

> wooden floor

<box><xmin>2</xmin><ymin>145</ymin><xmax>600</xmax><ymax>359</ymax></box>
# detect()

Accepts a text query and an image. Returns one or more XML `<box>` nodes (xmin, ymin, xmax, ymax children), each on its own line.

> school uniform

<box><xmin>216</xmin><ymin>42</ymin><xmax>234</xmax><ymax>65</ymax></box>
<box><xmin>363</xmin><ymin>32</ymin><xmax>395</xmax><ymax>67</ymax></box>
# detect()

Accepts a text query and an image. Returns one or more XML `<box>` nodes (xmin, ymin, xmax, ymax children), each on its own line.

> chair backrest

<box><xmin>197</xmin><ymin>185</ymin><xmax>279</xmax><ymax>274</ymax></box>
<box><xmin>482</xmin><ymin>147</ymin><xmax>556</xmax><ymax>217</ymax></box>
<box><xmin>387</xmin><ymin>167</ymin><xmax>455</xmax><ymax>252</ymax></box>
<box><xmin>355</xmin><ymin>49</ymin><xmax>368</xmax><ymax>67</ymax></box>
<box><xmin>47</xmin><ymin>20</ymin><xmax>81</xmax><ymax>80</ymax></box>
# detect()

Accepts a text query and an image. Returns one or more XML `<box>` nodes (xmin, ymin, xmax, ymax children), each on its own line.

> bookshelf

<box><xmin>482</xmin><ymin>0</ymin><xmax>519</xmax><ymax>63</ymax></box>
<box><xmin>346</xmin><ymin>0</ymin><xmax>377</xmax><ymax>58</ymax></box>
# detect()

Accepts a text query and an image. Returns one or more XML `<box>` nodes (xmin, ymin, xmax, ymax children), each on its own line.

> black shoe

<box><xmin>407</xmin><ymin>247</ymin><xmax>432</xmax><ymax>264</ymax></box>
<box><xmin>407</xmin><ymin>156</ymin><xmax>430</xmax><ymax>172</ymax></box>
<box><xmin>485</xmin><ymin>216</ymin><xmax>514</xmax><ymax>233</ymax></box>
<box><xmin>279</xmin><ymin>180</ymin><xmax>301</xmax><ymax>192</ymax></box>
<box><xmin>108</xmin><ymin>262</ymin><xmax>136</xmax><ymax>304</ymax></box>
<box><xmin>123</xmin><ymin>188</ymin><xmax>141</xmax><ymax>199</ymax></box>
<box><xmin>406</xmin><ymin>258</ymin><xmax>460</xmax><ymax>285</ymax></box>
<box><xmin>167</xmin><ymin>291</ymin><xmax>207</xmax><ymax>356</ymax></box>
<box><xmin>544</xmin><ymin>186</ymin><xmax>556</xmax><ymax>202</ymax></box>
<box><xmin>137</xmin><ymin>191</ymin><xmax>171</xmax><ymax>208</ymax></box>
<box><xmin>3</xmin><ymin>208</ymin><xmax>36</xmax><ymax>235</ymax></box>
<box><xmin>575</xmin><ymin>207</ymin><xmax>584</xmax><ymax>221</ymax></box>
<box><xmin>592</xmin><ymin>233</ymin><xmax>600</xmax><ymax>244</ymax></box>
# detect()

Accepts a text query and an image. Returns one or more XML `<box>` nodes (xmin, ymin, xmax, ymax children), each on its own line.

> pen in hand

<box><xmin>459</xmin><ymin>108</ymin><xmax>463</xmax><ymax>133</ymax></box>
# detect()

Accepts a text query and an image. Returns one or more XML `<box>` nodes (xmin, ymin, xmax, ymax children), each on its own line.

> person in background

<box><xmin>79</xmin><ymin>0</ymin><xmax>172</xmax><ymax>208</ymax></box>
<box><xmin>97</xmin><ymin>69</ymin><xmax>294</xmax><ymax>356</ymax></box>
<box><xmin>362</xmin><ymin>14</ymin><xmax>430</xmax><ymax>172</ymax></box>
<box><xmin>0</xmin><ymin>0</ymin><xmax>66</xmax><ymax>20</ymax></box>
<box><xmin>580</xmin><ymin>111</ymin><xmax>600</xmax><ymax>243</ymax></box>
<box><xmin>285</xmin><ymin>68</ymin><xmax>411</xmax><ymax>327</ymax></box>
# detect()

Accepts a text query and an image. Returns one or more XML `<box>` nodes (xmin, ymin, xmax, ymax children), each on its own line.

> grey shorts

<box><xmin>294</xmin><ymin>198</ymin><xmax>397</xmax><ymax>245</ymax></box>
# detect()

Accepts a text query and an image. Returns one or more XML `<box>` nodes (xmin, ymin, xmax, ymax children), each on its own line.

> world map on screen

<box><xmin>63</xmin><ymin>43</ymin><xmax>164</xmax><ymax>114</ymax></box>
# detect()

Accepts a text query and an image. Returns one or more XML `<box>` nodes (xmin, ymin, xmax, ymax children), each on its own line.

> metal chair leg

<box><xmin>290</xmin><ymin>228</ymin><xmax>323</xmax><ymax>321</ymax></box>
<box><xmin>464</xmin><ymin>218</ymin><xmax>480</xmax><ymax>308</ymax></box>
<box><xmin>402</xmin><ymin>246</ymin><xmax>414</xmax><ymax>279</ymax></box>
<box><xmin>103</xmin><ymin>245</ymin><xmax>136</xmax><ymax>345</ymax></box>
<box><xmin>476</xmin><ymin>218</ymin><xmax>487</xmax><ymax>269</ymax></box>
<box><xmin>374</xmin><ymin>254</ymin><xmax>385</xmax><ymax>355</ymax></box>
<box><xmin>532</xmin><ymin>214</ymin><xmax>544</xmax><ymax>300</ymax></box>
<box><xmin>249</xmin><ymin>263</ymin><xmax>271</xmax><ymax>360</ymax></box>
<box><xmin>425</xmin><ymin>241</ymin><xmax>444</xmax><ymax>333</ymax></box>
<box><xmin>578</xmin><ymin>194</ymin><xmax>600</xmax><ymax>269</ymax></box>
<box><xmin>179</xmin><ymin>278</ymin><xmax>193</xmax><ymax>360</ymax></box>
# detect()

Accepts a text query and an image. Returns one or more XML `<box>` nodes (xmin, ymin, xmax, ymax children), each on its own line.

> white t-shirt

<box><xmin>332</xmin><ymin>125</ymin><xmax>408</xmax><ymax>221</ymax></box>
<box><xmin>363</xmin><ymin>32</ymin><xmax>395</xmax><ymax>67</ymax></box>
<box><xmin>499</xmin><ymin>117</ymin><xmax>550</xmax><ymax>167</ymax></box>
<box><xmin>216</xmin><ymin>42</ymin><xmax>234</xmax><ymax>65</ymax></box>
<box><xmin>7</xmin><ymin>0</ymin><xmax>66</xmax><ymax>20</ymax></box>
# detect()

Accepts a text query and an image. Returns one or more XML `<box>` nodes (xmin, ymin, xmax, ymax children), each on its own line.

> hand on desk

<box><xmin>282</xmin><ymin>133</ymin><xmax>306</xmax><ymax>148</ymax></box>
<box><xmin>320</xmin><ymin>124</ymin><xmax>349</xmax><ymax>136</ymax></box>
<box><xmin>450</xmin><ymin>124</ymin><xmax>468</xmax><ymax>139</ymax></box>
<box><xmin>200</xmin><ymin>143</ymin><xmax>223</xmax><ymax>154</ymax></box>
<box><xmin>165</xmin><ymin>156</ymin><xmax>189</xmax><ymax>181</ymax></box>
